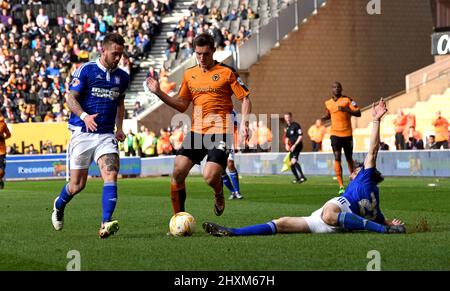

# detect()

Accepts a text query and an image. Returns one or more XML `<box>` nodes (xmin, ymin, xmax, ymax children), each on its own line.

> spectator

<box><xmin>379</xmin><ymin>141</ymin><xmax>389</xmax><ymax>151</ymax></box>
<box><xmin>246</xmin><ymin>8</ymin><xmax>259</xmax><ymax>20</ymax></box>
<box><xmin>26</xmin><ymin>144</ymin><xmax>39</xmax><ymax>154</ymax></box>
<box><xmin>403</xmin><ymin>112</ymin><xmax>416</xmax><ymax>144</ymax></box>
<box><xmin>257</xmin><ymin>120</ymin><xmax>272</xmax><ymax>152</ymax></box>
<box><xmin>194</xmin><ymin>0</ymin><xmax>209</xmax><ymax>16</ymax></box>
<box><xmin>224</xmin><ymin>9</ymin><xmax>239</xmax><ymax>21</ymax></box>
<box><xmin>35</xmin><ymin>8</ymin><xmax>49</xmax><ymax>30</ymax></box>
<box><xmin>146</xmin><ymin>66</ymin><xmax>159</xmax><ymax>80</ymax></box>
<box><xmin>46</xmin><ymin>61</ymin><xmax>60</xmax><ymax>78</ymax></box>
<box><xmin>432</xmin><ymin>110</ymin><xmax>449</xmax><ymax>149</ymax></box>
<box><xmin>133</xmin><ymin>101</ymin><xmax>144</xmax><ymax>117</ymax></box>
<box><xmin>238</xmin><ymin>4</ymin><xmax>248</xmax><ymax>20</ymax></box>
<box><xmin>156</xmin><ymin>128</ymin><xmax>173</xmax><ymax>155</ymax></box>
<box><xmin>393</xmin><ymin>108</ymin><xmax>407</xmax><ymax>150</ymax></box>
<box><xmin>208</xmin><ymin>6</ymin><xmax>222</xmax><ymax>24</ymax></box>
<box><xmin>426</xmin><ymin>135</ymin><xmax>438</xmax><ymax>150</ymax></box>
<box><xmin>42</xmin><ymin>140</ymin><xmax>57</xmax><ymax>154</ymax></box>
<box><xmin>405</xmin><ymin>129</ymin><xmax>424</xmax><ymax>150</ymax></box>
<box><xmin>307</xmin><ymin>119</ymin><xmax>326</xmax><ymax>152</ymax></box>
<box><xmin>123</xmin><ymin>129</ymin><xmax>139</xmax><ymax>156</ymax></box>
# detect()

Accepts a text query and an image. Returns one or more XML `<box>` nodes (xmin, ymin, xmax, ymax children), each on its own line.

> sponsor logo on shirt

<box><xmin>92</xmin><ymin>87</ymin><xmax>121</xmax><ymax>100</ymax></box>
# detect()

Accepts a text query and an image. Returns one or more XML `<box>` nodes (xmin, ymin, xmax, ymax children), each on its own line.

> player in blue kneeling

<box><xmin>204</xmin><ymin>98</ymin><xmax>406</xmax><ymax>236</ymax></box>
<box><xmin>51</xmin><ymin>33</ymin><xmax>129</xmax><ymax>238</ymax></box>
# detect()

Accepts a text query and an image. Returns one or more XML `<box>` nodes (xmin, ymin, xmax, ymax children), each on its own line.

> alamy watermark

<box><xmin>67</xmin><ymin>250</ymin><xmax>81</xmax><ymax>271</ymax></box>
<box><xmin>366</xmin><ymin>250</ymin><xmax>381</xmax><ymax>271</ymax></box>
<box><xmin>366</xmin><ymin>0</ymin><xmax>381</xmax><ymax>15</ymax></box>
<box><xmin>66</xmin><ymin>0</ymin><xmax>82</xmax><ymax>15</ymax></box>
<box><xmin>169</xmin><ymin>110</ymin><xmax>281</xmax><ymax>157</ymax></box>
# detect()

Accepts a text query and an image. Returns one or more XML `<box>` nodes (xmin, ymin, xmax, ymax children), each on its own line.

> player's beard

<box><xmin>108</xmin><ymin>59</ymin><xmax>119</xmax><ymax>70</ymax></box>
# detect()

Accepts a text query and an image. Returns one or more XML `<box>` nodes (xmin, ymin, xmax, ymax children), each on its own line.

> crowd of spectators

<box><xmin>1</xmin><ymin>0</ymin><xmax>170</xmax><ymax>124</ymax></box>
<box><xmin>164</xmin><ymin>0</ymin><xmax>257</xmax><ymax>68</ymax></box>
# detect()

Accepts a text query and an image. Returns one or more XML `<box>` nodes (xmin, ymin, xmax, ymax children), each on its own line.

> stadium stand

<box><xmin>1</xmin><ymin>0</ymin><xmax>173</xmax><ymax>121</ymax></box>
<box><xmin>321</xmin><ymin>86</ymin><xmax>450</xmax><ymax>153</ymax></box>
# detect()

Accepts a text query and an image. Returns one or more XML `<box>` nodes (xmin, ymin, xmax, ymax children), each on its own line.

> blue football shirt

<box><xmin>342</xmin><ymin>167</ymin><xmax>385</xmax><ymax>224</ymax></box>
<box><xmin>68</xmin><ymin>60</ymin><xmax>130</xmax><ymax>134</ymax></box>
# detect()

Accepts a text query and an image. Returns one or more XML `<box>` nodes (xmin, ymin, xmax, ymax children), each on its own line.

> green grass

<box><xmin>0</xmin><ymin>175</ymin><xmax>449</xmax><ymax>270</ymax></box>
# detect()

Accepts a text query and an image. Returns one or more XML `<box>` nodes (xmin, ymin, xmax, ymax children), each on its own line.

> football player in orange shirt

<box><xmin>0</xmin><ymin>112</ymin><xmax>11</xmax><ymax>189</ymax></box>
<box><xmin>147</xmin><ymin>33</ymin><xmax>252</xmax><ymax>217</ymax></box>
<box><xmin>322</xmin><ymin>82</ymin><xmax>361</xmax><ymax>194</ymax></box>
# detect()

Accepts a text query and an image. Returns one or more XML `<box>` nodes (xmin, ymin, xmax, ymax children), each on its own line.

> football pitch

<box><xmin>0</xmin><ymin>175</ymin><xmax>449</xmax><ymax>271</ymax></box>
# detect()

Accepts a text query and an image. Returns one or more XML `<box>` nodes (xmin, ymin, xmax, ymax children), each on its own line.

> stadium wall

<box><xmin>6</xmin><ymin>123</ymin><xmax>70</xmax><ymax>153</ymax></box>
<box><xmin>243</xmin><ymin>0</ymin><xmax>434</xmax><ymax>151</ymax></box>
<box><xmin>6</xmin><ymin>151</ymin><xmax>450</xmax><ymax>180</ymax></box>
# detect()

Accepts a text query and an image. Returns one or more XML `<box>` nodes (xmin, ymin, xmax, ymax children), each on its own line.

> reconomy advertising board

<box><xmin>5</xmin><ymin>155</ymin><xmax>140</xmax><ymax>180</ymax></box>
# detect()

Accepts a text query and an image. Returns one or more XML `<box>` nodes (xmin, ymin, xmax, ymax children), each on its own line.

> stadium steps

<box><xmin>125</xmin><ymin>0</ymin><xmax>193</xmax><ymax>118</ymax></box>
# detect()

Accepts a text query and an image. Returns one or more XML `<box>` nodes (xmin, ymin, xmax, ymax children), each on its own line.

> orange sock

<box><xmin>170</xmin><ymin>182</ymin><xmax>186</xmax><ymax>214</ymax></box>
<box><xmin>334</xmin><ymin>161</ymin><xmax>343</xmax><ymax>187</ymax></box>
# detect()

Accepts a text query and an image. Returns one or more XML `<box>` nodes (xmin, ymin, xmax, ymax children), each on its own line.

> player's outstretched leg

<box><xmin>52</xmin><ymin>184</ymin><xmax>74</xmax><ymax>231</ymax></box>
<box><xmin>203</xmin><ymin>221</ymin><xmax>277</xmax><ymax>237</ymax></box>
<box><xmin>338</xmin><ymin>212</ymin><xmax>406</xmax><ymax>234</ymax></box>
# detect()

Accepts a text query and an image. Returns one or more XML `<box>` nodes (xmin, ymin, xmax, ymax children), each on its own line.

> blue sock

<box><xmin>222</xmin><ymin>173</ymin><xmax>235</xmax><ymax>193</ymax></box>
<box><xmin>229</xmin><ymin>171</ymin><xmax>240</xmax><ymax>193</ymax></box>
<box><xmin>338</xmin><ymin>212</ymin><xmax>386</xmax><ymax>233</ymax></box>
<box><xmin>231</xmin><ymin>221</ymin><xmax>277</xmax><ymax>236</ymax></box>
<box><xmin>55</xmin><ymin>184</ymin><xmax>73</xmax><ymax>211</ymax></box>
<box><xmin>102</xmin><ymin>182</ymin><xmax>117</xmax><ymax>223</ymax></box>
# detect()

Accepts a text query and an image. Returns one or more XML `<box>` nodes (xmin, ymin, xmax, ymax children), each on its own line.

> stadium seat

<box><xmin>212</xmin><ymin>0</ymin><xmax>222</xmax><ymax>10</ymax></box>
<box><xmin>231</xmin><ymin>0</ymin><xmax>240</xmax><ymax>10</ymax></box>
<box><xmin>250</xmin><ymin>18</ymin><xmax>260</xmax><ymax>30</ymax></box>
<box><xmin>230</xmin><ymin>19</ymin><xmax>241</xmax><ymax>35</ymax></box>
<box><xmin>240</xmin><ymin>19</ymin><xmax>250</xmax><ymax>30</ymax></box>
<box><xmin>249</xmin><ymin>0</ymin><xmax>259</xmax><ymax>12</ymax></box>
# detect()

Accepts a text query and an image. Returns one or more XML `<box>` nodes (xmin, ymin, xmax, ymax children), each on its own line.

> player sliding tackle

<box><xmin>204</xmin><ymin>98</ymin><xmax>406</xmax><ymax>236</ymax></box>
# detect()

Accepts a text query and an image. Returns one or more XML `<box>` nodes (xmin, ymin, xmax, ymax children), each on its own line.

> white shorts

<box><xmin>69</xmin><ymin>130</ymin><xmax>119</xmax><ymax>170</ymax></box>
<box><xmin>303</xmin><ymin>196</ymin><xmax>353</xmax><ymax>233</ymax></box>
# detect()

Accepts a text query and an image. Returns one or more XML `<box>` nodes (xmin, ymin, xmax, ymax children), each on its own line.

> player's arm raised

<box><xmin>115</xmin><ymin>97</ymin><xmax>126</xmax><ymax>142</ymax></box>
<box><xmin>146</xmin><ymin>76</ymin><xmax>190</xmax><ymax>113</ymax></box>
<box><xmin>364</xmin><ymin>98</ymin><xmax>388</xmax><ymax>169</ymax></box>
<box><xmin>67</xmin><ymin>90</ymin><xmax>98</xmax><ymax>132</ymax></box>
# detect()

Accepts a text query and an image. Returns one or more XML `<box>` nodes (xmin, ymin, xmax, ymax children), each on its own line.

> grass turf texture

<box><xmin>0</xmin><ymin>176</ymin><xmax>449</xmax><ymax>270</ymax></box>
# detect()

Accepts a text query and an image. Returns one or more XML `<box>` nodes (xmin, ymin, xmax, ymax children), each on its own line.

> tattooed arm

<box><xmin>67</xmin><ymin>90</ymin><xmax>98</xmax><ymax>132</ymax></box>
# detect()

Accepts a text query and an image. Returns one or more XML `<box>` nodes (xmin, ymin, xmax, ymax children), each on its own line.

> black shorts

<box><xmin>0</xmin><ymin>154</ymin><xmax>5</xmax><ymax>170</ymax></box>
<box><xmin>290</xmin><ymin>144</ymin><xmax>303</xmax><ymax>160</ymax></box>
<box><xmin>177</xmin><ymin>132</ymin><xmax>231</xmax><ymax>169</ymax></box>
<box><xmin>330</xmin><ymin>135</ymin><xmax>353</xmax><ymax>156</ymax></box>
